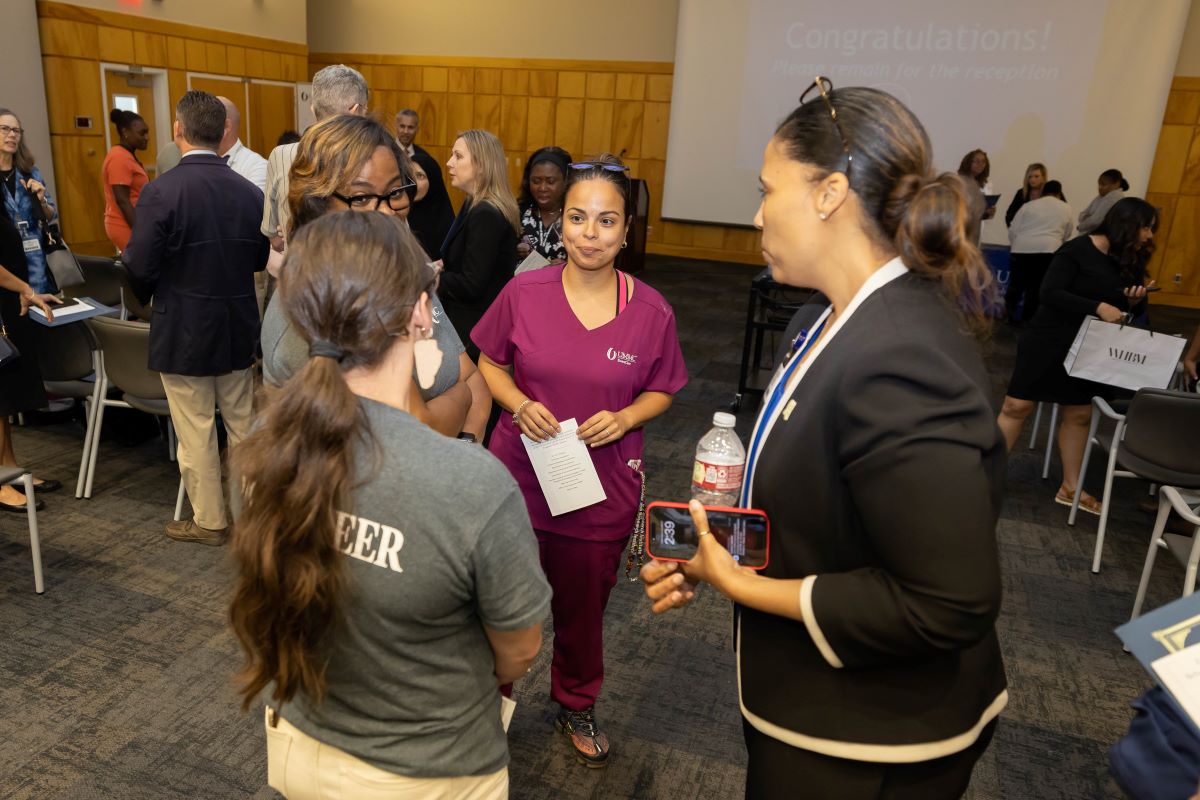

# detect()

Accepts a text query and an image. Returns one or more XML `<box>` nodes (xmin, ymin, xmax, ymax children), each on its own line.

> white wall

<box><xmin>58</xmin><ymin>0</ymin><xmax>308</xmax><ymax>44</ymax></box>
<box><xmin>306</xmin><ymin>0</ymin><xmax>678</xmax><ymax>61</ymax></box>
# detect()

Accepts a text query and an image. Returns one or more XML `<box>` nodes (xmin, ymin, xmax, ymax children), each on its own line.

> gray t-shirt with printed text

<box><xmin>272</xmin><ymin>398</ymin><xmax>551</xmax><ymax>777</ymax></box>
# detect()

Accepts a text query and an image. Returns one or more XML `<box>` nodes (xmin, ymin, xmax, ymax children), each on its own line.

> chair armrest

<box><xmin>1092</xmin><ymin>396</ymin><xmax>1125</xmax><ymax>422</ymax></box>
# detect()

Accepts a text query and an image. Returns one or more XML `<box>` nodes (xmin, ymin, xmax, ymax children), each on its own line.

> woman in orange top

<box><xmin>102</xmin><ymin>108</ymin><xmax>149</xmax><ymax>253</ymax></box>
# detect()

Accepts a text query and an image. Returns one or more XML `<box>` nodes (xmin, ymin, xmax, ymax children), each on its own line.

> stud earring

<box><xmin>819</xmin><ymin>213</ymin><xmax>828</xmax><ymax>220</ymax></box>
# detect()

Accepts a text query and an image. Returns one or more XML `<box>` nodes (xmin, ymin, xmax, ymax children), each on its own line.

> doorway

<box><xmin>103</xmin><ymin>69</ymin><xmax>162</xmax><ymax>178</ymax></box>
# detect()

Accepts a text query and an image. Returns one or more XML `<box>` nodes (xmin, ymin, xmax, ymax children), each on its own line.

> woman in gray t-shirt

<box><xmin>231</xmin><ymin>212</ymin><xmax>550</xmax><ymax>798</ymax></box>
<box><xmin>260</xmin><ymin>114</ymin><xmax>492</xmax><ymax>439</ymax></box>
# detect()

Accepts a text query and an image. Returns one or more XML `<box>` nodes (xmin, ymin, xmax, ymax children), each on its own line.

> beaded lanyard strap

<box><xmin>624</xmin><ymin>458</ymin><xmax>647</xmax><ymax>580</ymax></box>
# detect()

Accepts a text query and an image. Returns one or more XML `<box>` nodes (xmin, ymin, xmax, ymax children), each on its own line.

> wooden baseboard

<box><xmin>646</xmin><ymin>242</ymin><xmax>763</xmax><ymax>266</ymax></box>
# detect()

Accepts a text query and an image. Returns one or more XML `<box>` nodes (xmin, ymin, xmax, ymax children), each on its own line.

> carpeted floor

<box><xmin>2</xmin><ymin>255</ymin><xmax>1197</xmax><ymax>799</ymax></box>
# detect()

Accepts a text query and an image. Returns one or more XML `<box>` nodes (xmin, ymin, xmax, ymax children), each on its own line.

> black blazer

<box><xmin>438</xmin><ymin>198</ymin><xmax>517</xmax><ymax>356</ymax></box>
<box><xmin>407</xmin><ymin>144</ymin><xmax>455</xmax><ymax>258</ymax></box>
<box><xmin>124</xmin><ymin>153</ymin><xmax>269</xmax><ymax>376</ymax></box>
<box><xmin>741</xmin><ymin>272</ymin><xmax>1007</xmax><ymax>759</ymax></box>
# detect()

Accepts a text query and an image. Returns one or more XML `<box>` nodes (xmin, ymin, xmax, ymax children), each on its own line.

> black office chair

<box><xmin>731</xmin><ymin>269</ymin><xmax>815</xmax><ymax>411</ymax></box>
<box><xmin>1114</xmin><ymin>389</ymin><xmax>1200</xmax><ymax>619</ymax></box>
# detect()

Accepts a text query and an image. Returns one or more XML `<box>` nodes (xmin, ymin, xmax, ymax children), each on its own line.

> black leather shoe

<box><xmin>13</xmin><ymin>479</ymin><xmax>62</xmax><ymax>494</ymax></box>
<box><xmin>1</xmin><ymin>496</ymin><xmax>45</xmax><ymax>513</ymax></box>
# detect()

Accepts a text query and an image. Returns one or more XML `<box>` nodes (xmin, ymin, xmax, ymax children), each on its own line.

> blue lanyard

<box><xmin>740</xmin><ymin>312</ymin><xmax>830</xmax><ymax>505</ymax></box>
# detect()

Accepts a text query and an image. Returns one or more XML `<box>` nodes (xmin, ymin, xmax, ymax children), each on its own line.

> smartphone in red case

<box><xmin>645</xmin><ymin>501</ymin><xmax>770</xmax><ymax>570</ymax></box>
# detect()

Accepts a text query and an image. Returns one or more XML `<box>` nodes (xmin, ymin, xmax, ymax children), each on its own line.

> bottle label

<box><xmin>692</xmin><ymin>459</ymin><xmax>745</xmax><ymax>494</ymax></box>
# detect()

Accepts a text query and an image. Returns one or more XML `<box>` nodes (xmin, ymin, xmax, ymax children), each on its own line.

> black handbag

<box><xmin>27</xmin><ymin>185</ymin><xmax>85</xmax><ymax>289</ymax></box>
<box><xmin>0</xmin><ymin>312</ymin><xmax>19</xmax><ymax>369</ymax></box>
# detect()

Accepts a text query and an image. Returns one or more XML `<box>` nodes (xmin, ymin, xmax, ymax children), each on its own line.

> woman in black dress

<box><xmin>997</xmin><ymin>198</ymin><xmax>1157</xmax><ymax>513</ymax></box>
<box><xmin>1004</xmin><ymin>161</ymin><xmax>1047</xmax><ymax>227</ymax></box>
<box><xmin>0</xmin><ymin>210</ymin><xmax>62</xmax><ymax>512</ymax></box>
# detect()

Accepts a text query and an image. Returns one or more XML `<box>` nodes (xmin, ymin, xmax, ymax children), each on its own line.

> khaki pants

<box><xmin>265</xmin><ymin>708</ymin><xmax>508</xmax><ymax>800</ymax></box>
<box><xmin>160</xmin><ymin>369</ymin><xmax>254</xmax><ymax>530</ymax></box>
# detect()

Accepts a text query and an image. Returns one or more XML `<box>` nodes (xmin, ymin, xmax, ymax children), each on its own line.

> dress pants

<box><xmin>743</xmin><ymin>718</ymin><xmax>997</xmax><ymax>800</ymax></box>
<box><xmin>535</xmin><ymin>530</ymin><xmax>628</xmax><ymax>711</ymax></box>
<box><xmin>160</xmin><ymin>369</ymin><xmax>254</xmax><ymax>530</ymax></box>
<box><xmin>265</xmin><ymin>708</ymin><xmax>508</xmax><ymax>800</ymax></box>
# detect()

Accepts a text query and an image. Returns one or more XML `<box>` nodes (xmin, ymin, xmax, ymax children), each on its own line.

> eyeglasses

<box><xmin>569</xmin><ymin>162</ymin><xmax>630</xmax><ymax>173</ymax></box>
<box><xmin>332</xmin><ymin>184</ymin><xmax>416</xmax><ymax>211</ymax></box>
<box><xmin>0</xmin><ymin>125</ymin><xmax>23</xmax><ymax>138</ymax></box>
<box><xmin>799</xmin><ymin>76</ymin><xmax>852</xmax><ymax>182</ymax></box>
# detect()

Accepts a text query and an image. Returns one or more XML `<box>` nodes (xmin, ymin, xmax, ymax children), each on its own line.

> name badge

<box><xmin>21</xmin><ymin>233</ymin><xmax>41</xmax><ymax>255</ymax></box>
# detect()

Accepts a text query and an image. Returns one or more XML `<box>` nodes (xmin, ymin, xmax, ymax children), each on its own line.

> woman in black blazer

<box><xmin>440</xmin><ymin>129</ymin><xmax>520</xmax><ymax>358</ymax></box>
<box><xmin>642</xmin><ymin>80</ymin><xmax>1007</xmax><ymax>799</ymax></box>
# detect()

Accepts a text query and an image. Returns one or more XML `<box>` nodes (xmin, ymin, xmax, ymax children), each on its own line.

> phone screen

<box><xmin>646</xmin><ymin>503</ymin><xmax>769</xmax><ymax>569</ymax></box>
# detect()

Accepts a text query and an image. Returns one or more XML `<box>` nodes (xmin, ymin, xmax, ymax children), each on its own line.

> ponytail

<box><xmin>228</xmin><ymin>212</ymin><xmax>434</xmax><ymax>711</ymax></box>
<box><xmin>228</xmin><ymin>352</ymin><xmax>360</xmax><ymax>709</ymax></box>
<box><xmin>884</xmin><ymin>172</ymin><xmax>995</xmax><ymax>333</ymax></box>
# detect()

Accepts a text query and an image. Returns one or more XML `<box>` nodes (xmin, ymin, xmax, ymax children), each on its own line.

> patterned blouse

<box><xmin>519</xmin><ymin>201</ymin><xmax>565</xmax><ymax>262</ymax></box>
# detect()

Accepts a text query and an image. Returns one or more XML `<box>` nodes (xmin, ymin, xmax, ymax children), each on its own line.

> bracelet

<box><xmin>512</xmin><ymin>399</ymin><xmax>532</xmax><ymax>426</ymax></box>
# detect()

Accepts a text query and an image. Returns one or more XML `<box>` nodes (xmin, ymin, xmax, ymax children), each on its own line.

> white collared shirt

<box><xmin>222</xmin><ymin>139</ymin><xmax>268</xmax><ymax>191</ymax></box>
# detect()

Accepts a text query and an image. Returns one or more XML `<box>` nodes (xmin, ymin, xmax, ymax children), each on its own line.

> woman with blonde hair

<box><xmin>441</xmin><ymin>129</ymin><xmax>521</xmax><ymax>357</ymax></box>
<box><xmin>232</xmin><ymin>212</ymin><xmax>550</xmax><ymax>799</ymax></box>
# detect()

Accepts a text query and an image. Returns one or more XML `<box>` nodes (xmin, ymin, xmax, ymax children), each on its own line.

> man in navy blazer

<box><xmin>124</xmin><ymin>90</ymin><xmax>269</xmax><ymax>546</ymax></box>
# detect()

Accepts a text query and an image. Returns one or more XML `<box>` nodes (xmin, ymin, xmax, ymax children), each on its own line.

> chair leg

<box><xmin>1042</xmin><ymin>404</ymin><xmax>1058</xmax><ymax>480</ymax></box>
<box><xmin>76</xmin><ymin>357</ymin><xmax>104</xmax><ymax>498</ymax></box>
<box><xmin>1028</xmin><ymin>402</ymin><xmax>1043</xmax><ymax>450</ymax></box>
<box><xmin>83</xmin><ymin>393</ymin><xmax>109</xmax><ymax>500</ymax></box>
<box><xmin>16</xmin><ymin>473</ymin><xmax>45</xmax><ymax>594</ymax></box>
<box><xmin>174</xmin><ymin>475</ymin><xmax>186</xmax><ymax>522</ymax></box>
<box><xmin>1070</xmin><ymin>411</ymin><xmax>1101</xmax><ymax>526</ymax></box>
<box><xmin>1091</xmin><ymin>444</ymin><xmax>1122</xmax><ymax>574</ymax></box>
<box><xmin>1185</xmin><ymin>525</ymin><xmax>1200</xmax><ymax>598</ymax></box>
<box><xmin>1131</xmin><ymin>495</ymin><xmax>1173</xmax><ymax>620</ymax></box>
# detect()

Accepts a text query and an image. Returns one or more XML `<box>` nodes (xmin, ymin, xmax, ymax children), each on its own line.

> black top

<box><xmin>1004</xmin><ymin>189</ymin><xmax>1029</xmax><ymax>227</ymax></box>
<box><xmin>1006</xmin><ymin>235</ymin><xmax>1144</xmax><ymax>404</ymax></box>
<box><xmin>123</xmin><ymin>153</ymin><xmax>270</xmax><ymax>376</ymax></box>
<box><xmin>439</xmin><ymin>198</ymin><xmax>518</xmax><ymax>358</ymax></box>
<box><xmin>0</xmin><ymin>209</ymin><xmax>47</xmax><ymax>414</ymax></box>
<box><xmin>519</xmin><ymin>201</ymin><xmax>565</xmax><ymax>262</ymax></box>
<box><xmin>743</xmin><ymin>273</ymin><xmax>1007</xmax><ymax>758</ymax></box>
<box><xmin>407</xmin><ymin>144</ymin><xmax>455</xmax><ymax>258</ymax></box>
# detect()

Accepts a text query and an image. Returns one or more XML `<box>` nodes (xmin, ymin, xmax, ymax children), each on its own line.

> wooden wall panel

<box><xmin>309</xmin><ymin>51</ymin><xmax>762</xmax><ymax>263</ymax></box>
<box><xmin>37</xmin><ymin>1</ymin><xmax>307</xmax><ymax>254</ymax></box>
<box><xmin>1147</xmin><ymin>79</ymin><xmax>1200</xmax><ymax>308</ymax></box>
<box><xmin>49</xmin><ymin>135</ymin><xmax>107</xmax><ymax>250</ymax></box>
<box><xmin>42</xmin><ymin>56</ymin><xmax>104</xmax><ymax>136</ymax></box>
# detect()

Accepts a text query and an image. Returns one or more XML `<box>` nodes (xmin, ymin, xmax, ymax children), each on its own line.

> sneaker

<box><xmin>165</xmin><ymin>519</ymin><xmax>227</xmax><ymax>546</ymax></box>
<box><xmin>555</xmin><ymin>706</ymin><xmax>610</xmax><ymax>768</ymax></box>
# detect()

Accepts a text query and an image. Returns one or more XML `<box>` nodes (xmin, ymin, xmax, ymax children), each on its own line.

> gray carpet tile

<box><xmin>2</xmin><ymin>256</ymin><xmax>1198</xmax><ymax>799</ymax></box>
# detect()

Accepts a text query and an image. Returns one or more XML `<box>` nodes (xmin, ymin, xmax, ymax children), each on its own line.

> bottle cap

<box><xmin>712</xmin><ymin>411</ymin><xmax>736</xmax><ymax>428</ymax></box>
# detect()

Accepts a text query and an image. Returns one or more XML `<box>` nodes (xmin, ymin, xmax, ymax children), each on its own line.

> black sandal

<box><xmin>1</xmin><ymin>496</ymin><xmax>45</xmax><ymax>513</ymax></box>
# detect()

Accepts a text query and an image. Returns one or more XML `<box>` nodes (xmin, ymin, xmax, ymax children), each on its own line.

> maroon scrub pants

<box><xmin>536</xmin><ymin>530</ymin><xmax>628</xmax><ymax>711</ymax></box>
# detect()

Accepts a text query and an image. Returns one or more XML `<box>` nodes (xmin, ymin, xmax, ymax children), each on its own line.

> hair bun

<box><xmin>109</xmin><ymin>108</ymin><xmax>124</xmax><ymax>125</ymax></box>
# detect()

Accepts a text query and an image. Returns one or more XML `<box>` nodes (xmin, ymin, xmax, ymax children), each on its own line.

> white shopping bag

<box><xmin>1063</xmin><ymin>316</ymin><xmax>1186</xmax><ymax>391</ymax></box>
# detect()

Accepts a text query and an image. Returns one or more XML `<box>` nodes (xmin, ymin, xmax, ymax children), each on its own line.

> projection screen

<box><xmin>661</xmin><ymin>0</ymin><xmax>1189</xmax><ymax>245</ymax></box>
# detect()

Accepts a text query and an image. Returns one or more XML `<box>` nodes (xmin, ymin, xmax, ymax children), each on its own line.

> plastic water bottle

<box><xmin>691</xmin><ymin>412</ymin><xmax>746</xmax><ymax>508</ymax></box>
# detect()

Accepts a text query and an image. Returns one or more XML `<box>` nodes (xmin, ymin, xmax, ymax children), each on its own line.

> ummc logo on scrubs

<box><xmin>606</xmin><ymin>348</ymin><xmax>637</xmax><ymax>366</ymax></box>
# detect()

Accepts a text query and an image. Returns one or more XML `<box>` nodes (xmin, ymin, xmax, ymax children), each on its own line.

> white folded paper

<box><xmin>515</xmin><ymin>249</ymin><xmax>550</xmax><ymax>275</ymax></box>
<box><xmin>520</xmin><ymin>418</ymin><xmax>606</xmax><ymax>516</ymax></box>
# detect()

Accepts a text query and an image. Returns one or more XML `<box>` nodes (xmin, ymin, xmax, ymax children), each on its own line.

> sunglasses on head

<box><xmin>569</xmin><ymin>162</ymin><xmax>630</xmax><ymax>173</ymax></box>
<box><xmin>799</xmin><ymin>76</ymin><xmax>853</xmax><ymax>182</ymax></box>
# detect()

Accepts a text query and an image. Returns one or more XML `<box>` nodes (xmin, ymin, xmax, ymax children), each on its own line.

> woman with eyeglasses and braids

<box><xmin>640</xmin><ymin>81</ymin><xmax>1007</xmax><ymax>798</ymax></box>
<box><xmin>231</xmin><ymin>212</ymin><xmax>550</xmax><ymax>799</ymax></box>
<box><xmin>473</xmin><ymin>153</ymin><xmax>687</xmax><ymax>769</ymax></box>
<box><xmin>260</xmin><ymin>114</ymin><xmax>492</xmax><ymax>441</ymax></box>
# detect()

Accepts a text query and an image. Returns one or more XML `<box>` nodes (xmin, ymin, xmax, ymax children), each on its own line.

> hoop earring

<box><xmin>621</xmin><ymin>241</ymin><xmax>628</xmax><ymax>249</ymax></box>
